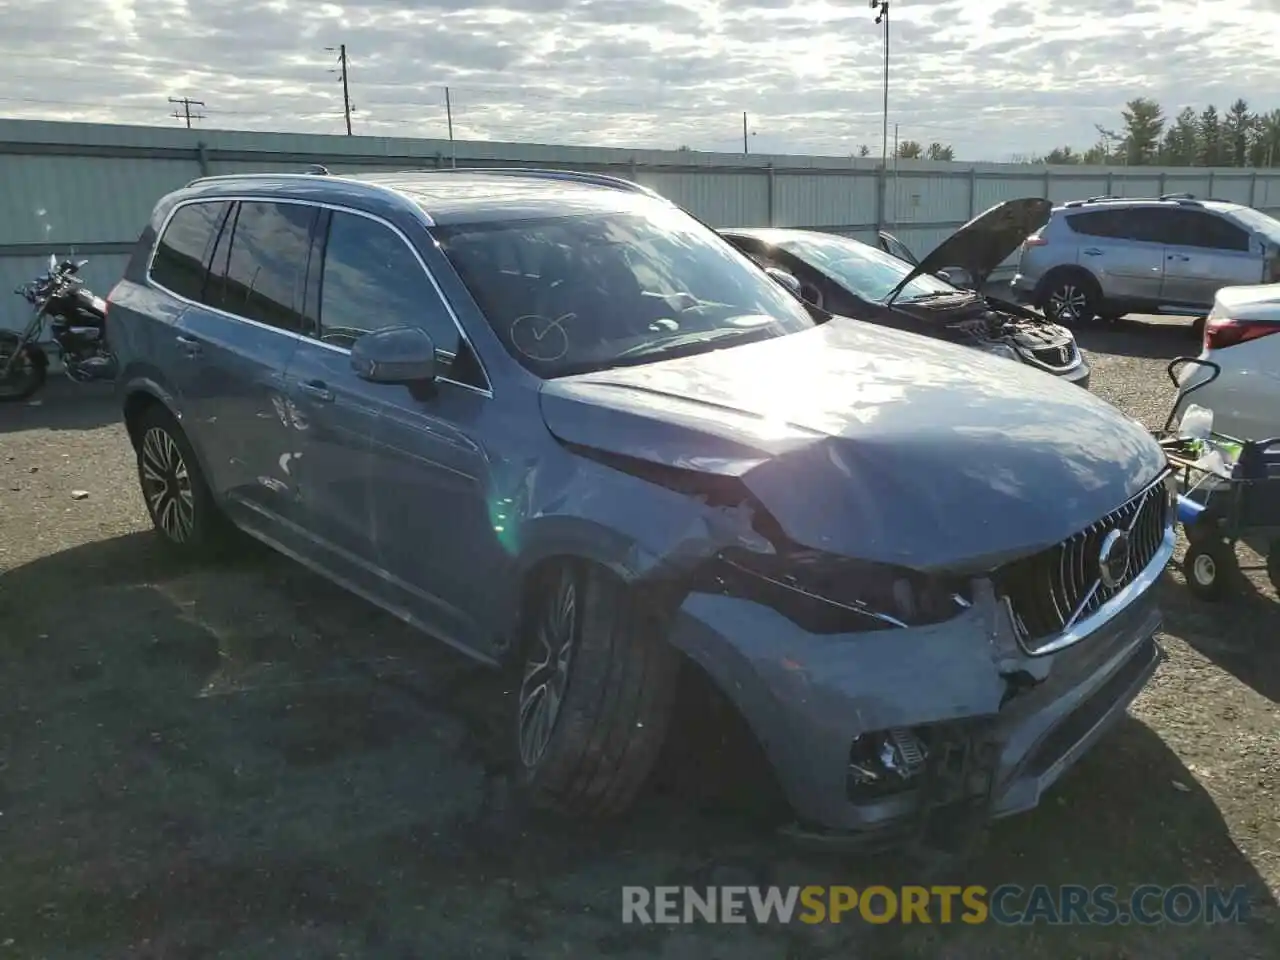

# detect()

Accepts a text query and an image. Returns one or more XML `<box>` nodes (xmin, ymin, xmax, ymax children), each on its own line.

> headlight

<box><xmin>702</xmin><ymin>547</ymin><xmax>971</xmax><ymax>634</ymax></box>
<box><xmin>978</xmin><ymin>342</ymin><xmax>1020</xmax><ymax>362</ymax></box>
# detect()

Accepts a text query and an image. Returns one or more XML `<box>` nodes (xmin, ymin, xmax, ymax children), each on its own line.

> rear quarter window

<box><xmin>149</xmin><ymin>201</ymin><xmax>230</xmax><ymax>302</ymax></box>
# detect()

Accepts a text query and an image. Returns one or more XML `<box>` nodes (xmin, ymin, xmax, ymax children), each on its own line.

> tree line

<box><xmin>1016</xmin><ymin>98</ymin><xmax>1280</xmax><ymax>167</ymax></box>
<box><xmin>681</xmin><ymin>98</ymin><xmax>1280</xmax><ymax>167</ymax></box>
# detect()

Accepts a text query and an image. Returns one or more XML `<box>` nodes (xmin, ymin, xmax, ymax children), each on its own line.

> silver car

<box><xmin>1010</xmin><ymin>196</ymin><xmax>1280</xmax><ymax>330</ymax></box>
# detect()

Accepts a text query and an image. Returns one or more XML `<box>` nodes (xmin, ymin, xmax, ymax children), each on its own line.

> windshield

<box><xmin>1230</xmin><ymin>207</ymin><xmax>1280</xmax><ymax>245</ymax></box>
<box><xmin>433</xmin><ymin>208</ymin><xmax>816</xmax><ymax>377</ymax></box>
<box><xmin>773</xmin><ymin>233</ymin><xmax>960</xmax><ymax>303</ymax></box>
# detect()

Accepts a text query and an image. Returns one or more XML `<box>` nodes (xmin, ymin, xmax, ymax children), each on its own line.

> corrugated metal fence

<box><xmin>4</xmin><ymin>117</ymin><xmax>1280</xmax><ymax>333</ymax></box>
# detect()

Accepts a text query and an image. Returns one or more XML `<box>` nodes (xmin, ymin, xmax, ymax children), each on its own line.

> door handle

<box><xmin>1167</xmin><ymin>254</ymin><xmax>1191</xmax><ymax>262</ymax></box>
<box><xmin>297</xmin><ymin>379</ymin><xmax>334</xmax><ymax>402</ymax></box>
<box><xmin>1082</xmin><ymin>248</ymin><xmax>1103</xmax><ymax>256</ymax></box>
<box><xmin>175</xmin><ymin>334</ymin><xmax>202</xmax><ymax>356</ymax></box>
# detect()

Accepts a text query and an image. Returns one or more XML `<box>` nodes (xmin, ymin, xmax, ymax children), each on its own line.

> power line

<box><xmin>168</xmin><ymin>96</ymin><xmax>205</xmax><ymax>128</ymax></box>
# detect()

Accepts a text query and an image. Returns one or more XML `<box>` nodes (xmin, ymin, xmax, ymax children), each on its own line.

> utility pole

<box><xmin>327</xmin><ymin>44</ymin><xmax>352</xmax><ymax>135</ymax></box>
<box><xmin>871</xmin><ymin>1</ymin><xmax>890</xmax><ymax>172</ymax></box>
<box><xmin>743</xmin><ymin>112</ymin><xmax>749</xmax><ymax>154</ymax></box>
<box><xmin>168</xmin><ymin>97</ymin><xmax>205</xmax><ymax>129</ymax></box>
<box><xmin>445</xmin><ymin>86</ymin><xmax>456</xmax><ymax>168</ymax></box>
<box><xmin>892</xmin><ymin>122</ymin><xmax>900</xmax><ymax>228</ymax></box>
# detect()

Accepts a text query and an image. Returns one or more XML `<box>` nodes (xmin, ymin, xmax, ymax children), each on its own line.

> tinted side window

<box><xmin>149</xmin><ymin>201</ymin><xmax>230</xmax><ymax>302</ymax></box>
<box><xmin>1065</xmin><ymin>210</ymin><xmax>1127</xmax><ymax>239</ymax></box>
<box><xmin>318</xmin><ymin>211</ymin><xmax>461</xmax><ymax>358</ymax></box>
<box><xmin>1123</xmin><ymin>208</ymin><xmax>1179</xmax><ymax>244</ymax></box>
<box><xmin>1188</xmin><ymin>212</ymin><xmax>1250</xmax><ymax>252</ymax></box>
<box><xmin>211</xmin><ymin>201</ymin><xmax>316</xmax><ymax>332</ymax></box>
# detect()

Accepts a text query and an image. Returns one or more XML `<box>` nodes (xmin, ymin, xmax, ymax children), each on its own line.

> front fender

<box><xmin>513</xmin><ymin>457</ymin><xmax>766</xmax><ymax>584</ymax></box>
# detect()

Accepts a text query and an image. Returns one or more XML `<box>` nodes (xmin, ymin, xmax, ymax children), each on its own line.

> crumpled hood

<box><xmin>888</xmin><ymin>197</ymin><xmax>1052</xmax><ymax>302</ymax></box>
<box><xmin>539</xmin><ymin>319</ymin><xmax>1166</xmax><ymax>573</ymax></box>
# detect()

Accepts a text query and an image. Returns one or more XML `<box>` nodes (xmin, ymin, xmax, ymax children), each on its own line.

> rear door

<box><xmin>175</xmin><ymin>199</ymin><xmax>317</xmax><ymax>528</ymax></box>
<box><xmin>284</xmin><ymin>208</ymin><xmax>497</xmax><ymax>648</ymax></box>
<box><xmin>1068</xmin><ymin>208</ymin><xmax>1164</xmax><ymax>300</ymax></box>
<box><xmin>1159</xmin><ymin>209</ymin><xmax>1258</xmax><ymax>308</ymax></box>
<box><xmin>141</xmin><ymin>199</ymin><xmax>231</xmax><ymax>421</ymax></box>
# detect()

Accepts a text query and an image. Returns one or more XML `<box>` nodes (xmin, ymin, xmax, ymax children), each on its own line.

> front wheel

<box><xmin>0</xmin><ymin>333</ymin><xmax>46</xmax><ymax>402</ymax></box>
<box><xmin>515</xmin><ymin>562</ymin><xmax>681</xmax><ymax>818</ymax></box>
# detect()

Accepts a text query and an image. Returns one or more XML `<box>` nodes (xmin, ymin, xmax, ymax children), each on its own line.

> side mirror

<box><xmin>765</xmin><ymin>266</ymin><xmax>803</xmax><ymax>298</ymax></box>
<box><xmin>351</xmin><ymin>326</ymin><xmax>437</xmax><ymax>384</ymax></box>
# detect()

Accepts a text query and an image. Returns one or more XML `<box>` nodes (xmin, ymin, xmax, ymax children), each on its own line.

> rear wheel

<box><xmin>0</xmin><ymin>333</ymin><xmax>46</xmax><ymax>402</ymax></box>
<box><xmin>515</xmin><ymin>561</ymin><xmax>681</xmax><ymax>818</ymax></box>
<box><xmin>1041</xmin><ymin>271</ymin><xmax>1099</xmax><ymax>327</ymax></box>
<box><xmin>133</xmin><ymin>405</ymin><xmax>229</xmax><ymax>555</ymax></box>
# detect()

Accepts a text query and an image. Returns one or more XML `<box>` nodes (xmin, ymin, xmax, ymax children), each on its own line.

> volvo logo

<box><xmin>1098</xmin><ymin>529</ymin><xmax>1132</xmax><ymax>589</ymax></box>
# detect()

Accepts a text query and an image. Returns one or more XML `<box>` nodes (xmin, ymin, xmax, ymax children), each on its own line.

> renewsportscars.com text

<box><xmin>621</xmin><ymin>884</ymin><xmax>1251</xmax><ymax>926</ymax></box>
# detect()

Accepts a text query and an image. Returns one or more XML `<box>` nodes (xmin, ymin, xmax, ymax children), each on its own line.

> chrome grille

<box><xmin>993</xmin><ymin>477</ymin><xmax>1171</xmax><ymax>650</ymax></box>
<box><xmin>1029</xmin><ymin>343</ymin><xmax>1075</xmax><ymax>368</ymax></box>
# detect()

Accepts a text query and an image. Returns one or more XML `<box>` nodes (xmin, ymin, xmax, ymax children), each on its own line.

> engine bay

<box><xmin>925</xmin><ymin>296</ymin><xmax>1079</xmax><ymax>371</ymax></box>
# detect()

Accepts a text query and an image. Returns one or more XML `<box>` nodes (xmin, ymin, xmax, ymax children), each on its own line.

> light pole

<box><xmin>871</xmin><ymin>1</ymin><xmax>889</xmax><ymax>169</ymax></box>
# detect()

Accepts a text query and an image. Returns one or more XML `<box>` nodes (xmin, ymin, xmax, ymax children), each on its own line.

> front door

<box><xmin>286</xmin><ymin>208</ymin><xmax>500</xmax><ymax>653</ymax></box>
<box><xmin>1160</xmin><ymin>209</ymin><xmax>1261</xmax><ymax>309</ymax></box>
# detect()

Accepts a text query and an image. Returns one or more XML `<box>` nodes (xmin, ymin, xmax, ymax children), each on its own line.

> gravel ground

<box><xmin>1</xmin><ymin>316</ymin><xmax>1278</xmax><ymax>959</ymax></box>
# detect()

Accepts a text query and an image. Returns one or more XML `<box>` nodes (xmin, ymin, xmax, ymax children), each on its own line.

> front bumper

<box><xmin>1058</xmin><ymin>357</ymin><xmax>1092</xmax><ymax>390</ymax></box>
<box><xmin>666</xmin><ymin>539</ymin><xmax>1168</xmax><ymax>847</ymax></box>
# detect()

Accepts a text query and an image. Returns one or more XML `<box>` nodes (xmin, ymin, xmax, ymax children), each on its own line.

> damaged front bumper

<box><xmin>665</xmin><ymin>531</ymin><xmax>1171</xmax><ymax>852</ymax></box>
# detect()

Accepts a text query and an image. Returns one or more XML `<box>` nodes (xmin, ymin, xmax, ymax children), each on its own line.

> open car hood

<box><xmin>885</xmin><ymin>197</ymin><xmax>1052</xmax><ymax>305</ymax></box>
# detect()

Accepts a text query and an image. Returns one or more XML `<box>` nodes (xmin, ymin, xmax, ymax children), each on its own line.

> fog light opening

<box><xmin>847</xmin><ymin>727</ymin><xmax>929</xmax><ymax>799</ymax></box>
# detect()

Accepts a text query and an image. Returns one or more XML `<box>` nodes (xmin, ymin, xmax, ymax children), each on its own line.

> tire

<box><xmin>1040</xmin><ymin>271</ymin><xmax>1099</xmax><ymax>327</ymax></box>
<box><xmin>1182</xmin><ymin>540</ymin><xmax>1238</xmax><ymax>601</ymax></box>
<box><xmin>515</xmin><ymin>561</ymin><xmax>681</xmax><ymax>818</ymax></box>
<box><xmin>0</xmin><ymin>333</ymin><xmax>47</xmax><ymax>402</ymax></box>
<box><xmin>133</xmin><ymin>405</ymin><xmax>229</xmax><ymax>555</ymax></box>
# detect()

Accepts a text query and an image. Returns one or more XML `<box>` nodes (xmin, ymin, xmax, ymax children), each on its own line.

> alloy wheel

<box><xmin>517</xmin><ymin>568</ymin><xmax>578</xmax><ymax>769</ymax></box>
<box><xmin>1048</xmin><ymin>283</ymin><xmax>1089</xmax><ymax>324</ymax></box>
<box><xmin>140</xmin><ymin>426</ymin><xmax>196</xmax><ymax>543</ymax></box>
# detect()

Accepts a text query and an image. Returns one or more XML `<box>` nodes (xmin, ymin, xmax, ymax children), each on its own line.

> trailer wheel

<box><xmin>1182</xmin><ymin>540</ymin><xmax>1237</xmax><ymax>601</ymax></box>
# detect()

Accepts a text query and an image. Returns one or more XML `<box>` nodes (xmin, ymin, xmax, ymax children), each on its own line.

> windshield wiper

<box><xmin>608</xmin><ymin>324</ymin><xmax>778</xmax><ymax>364</ymax></box>
<box><xmin>899</xmin><ymin>290</ymin><xmax>966</xmax><ymax>303</ymax></box>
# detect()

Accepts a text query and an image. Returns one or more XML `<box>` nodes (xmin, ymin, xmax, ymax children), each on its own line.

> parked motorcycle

<box><xmin>0</xmin><ymin>255</ymin><xmax>117</xmax><ymax>401</ymax></box>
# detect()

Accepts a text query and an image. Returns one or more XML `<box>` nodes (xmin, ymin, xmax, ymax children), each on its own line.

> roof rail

<box><xmin>1160</xmin><ymin>192</ymin><xmax>1195</xmax><ymax>200</ymax></box>
<box><xmin>418</xmin><ymin>166</ymin><xmax>665</xmax><ymax>199</ymax></box>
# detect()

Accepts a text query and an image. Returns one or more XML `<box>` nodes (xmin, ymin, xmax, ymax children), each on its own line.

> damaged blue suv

<box><xmin>107</xmin><ymin>168</ymin><xmax>1173</xmax><ymax>850</ymax></box>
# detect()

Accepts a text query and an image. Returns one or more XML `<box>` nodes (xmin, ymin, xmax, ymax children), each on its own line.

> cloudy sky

<box><xmin>2</xmin><ymin>0</ymin><xmax>1279</xmax><ymax>160</ymax></box>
